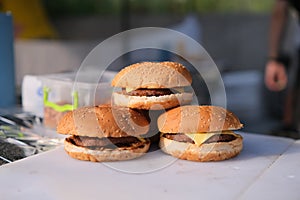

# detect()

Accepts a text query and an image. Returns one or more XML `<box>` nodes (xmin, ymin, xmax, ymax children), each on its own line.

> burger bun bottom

<box><xmin>112</xmin><ymin>92</ymin><xmax>193</xmax><ymax>110</ymax></box>
<box><xmin>64</xmin><ymin>137</ymin><xmax>150</xmax><ymax>162</ymax></box>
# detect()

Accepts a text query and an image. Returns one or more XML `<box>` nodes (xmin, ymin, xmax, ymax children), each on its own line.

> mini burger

<box><xmin>56</xmin><ymin>105</ymin><xmax>150</xmax><ymax>162</ymax></box>
<box><xmin>111</xmin><ymin>61</ymin><xmax>193</xmax><ymax>110</ymax></box>
<box><xmin>158</xmin><ymin>105</ymin><xmax>243</xmax><ymax>162</ymax></box>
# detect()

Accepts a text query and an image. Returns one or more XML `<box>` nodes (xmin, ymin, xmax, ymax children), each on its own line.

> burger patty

<box><xmin>122</xmin><ymin>88</ymin><xmax>174</xmax><ymax>97</ymax></box>
<box><xmin>164</xmin><ymin>133</ymin><xmax>194</xmax><ymax>143</ymax></box>
<box><xmin>68</xmin><ymin>135</ymin><xmax>146</xmax><ymax>149</ymax></box>
<box><xmin>163</xmin><ymin>133</ymin><xmax>236</xmax><ymax>144</ymax></box>
<box><xmin>204</xmin><ymin>134</ymin><xmax>236</xmax><ymax>143</ymax></box>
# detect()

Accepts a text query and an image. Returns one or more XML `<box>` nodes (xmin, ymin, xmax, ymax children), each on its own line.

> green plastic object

<box><xmin>43</xmin><ymin>87</ymin><xmax>78</xmax><ymax>112</ymax></box>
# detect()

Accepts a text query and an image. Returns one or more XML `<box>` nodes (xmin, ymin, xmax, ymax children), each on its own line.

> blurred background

<box><xmin>0</xmin><ymin>0</ymin><xmax>299</xmax><ymax>138</ymax></box>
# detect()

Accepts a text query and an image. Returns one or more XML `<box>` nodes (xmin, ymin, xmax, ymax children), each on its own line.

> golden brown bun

<box><xmin>112</xmin><ymin>92</ymin><xmax>193</xmax><ymax>110</ymax></box>
<box><xmin>64</xmin><ymin>137</ymin><xmax>150</xmax><ymax>162</ymax></box>
<box><xmin>159</xmin><ymin>134</ymin><xmax>243</xmax><ymax>161</ymax></box>
<box><xmin>111</xmin><ymin>62</ymin><xmax>192</xmax><ymax>89</ymax></box>
<box><xmin>158</xmin><ymin>105</ymin><xmax>243</xmax><ymax>133</ymax></box>
<box><xmin>57</xmin><ymin>105</ymin><xmax>149</xmax><ymax>138</ymax></box>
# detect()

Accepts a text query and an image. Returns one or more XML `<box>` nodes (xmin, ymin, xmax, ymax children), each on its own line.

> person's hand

<box><xmin>265</xmin><ymin>60</ymin><xmax>288</xmax><ymax>91</ymax></box>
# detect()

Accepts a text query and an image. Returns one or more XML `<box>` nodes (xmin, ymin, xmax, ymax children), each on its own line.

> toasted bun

<box><xmin>159</xmin><ymin>134</ymin><xmax>243</xmax><ymax>161</ymax></box>
<box><xmin>57</xmin><ymin>105</ymin><xmax>149</xmax><ymax>138</ymax></box>
<box><xmin>158</xmin><ymin>105</ymin><xmax>243</xmax><ymax>133</ymax></box>
<box><xmin>111</xmin><ymin>62</ymin><xmax>192</xmax><ymax>89</ymax></box>
<box><xmin>64</xmin><ymin>137</ymin><xmax>150</xmax><ymax>162</ymax></box>
<box><xmin>112</xmin><ymin>92</ymin><xmax>193</xmax><ymax>110</ymax></box>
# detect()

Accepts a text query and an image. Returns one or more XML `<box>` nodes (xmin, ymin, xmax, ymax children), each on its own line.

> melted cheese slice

<box><xmin>125</xmin><ymin>87</ymin><xmax>135</xmax><ymax>92</ymax></box>
<box><xmin>172</xmin><ymin>87</ymin><xmax>185</xmax><ymax>93</ymax></box>
<box><xmin>138</xmin><ymin>137</ymin><xmax>146</xmax><ymax>142</ymax></box>
<box><xmin>185</xmin><ymin>131</ymin><xmax>238</xmax><ymax>146</ymax></box>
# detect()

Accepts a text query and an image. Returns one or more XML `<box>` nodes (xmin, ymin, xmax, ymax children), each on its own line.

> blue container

<box><xmin>0</xmin><ymin>12</ymin><xmax>16</xmax><ymax>107</ymax></box>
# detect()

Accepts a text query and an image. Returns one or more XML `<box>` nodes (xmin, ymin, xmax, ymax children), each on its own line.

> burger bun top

<box><xmin>158</xmin><ymin>105</ymin><xmax>243</xmax><ymax>133</ymax></box>
<box><xmin>57</xmin><ymin>105</ymin><xmax>150</xmax><ymax>138</ymax></box>
<box><xmin>111</xmin><ymin>62</ymin><xmax>192</xmax><ymax>89</ymax></box>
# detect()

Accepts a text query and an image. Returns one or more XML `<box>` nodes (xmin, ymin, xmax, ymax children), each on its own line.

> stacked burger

<box><xmin>57</xmin><ymin>61</ymin><xmax>244</xmax><ymax>162</ymax></box>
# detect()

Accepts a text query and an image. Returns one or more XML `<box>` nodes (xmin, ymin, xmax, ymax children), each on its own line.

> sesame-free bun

<box><xmin>158</xmin><ymin>105</ymin><xmax>243</xmax><ymax>133</ymax></box>
<box><xmin>57</xmin><ymin>105</ymin><xmax>150</xmax><ymax>138</ymax></box>
<box><xmin>64</xmin><ymin>137</ymin><xmax>150</xmax><ymax>162</ymax></box>
<box><xmin>111</xmin><ymin>61</ymin><xmax>192</xmax><ymax>89</ymax></box>
<box><xmin>159</xmin><ymin>134</ymin><xmax>243</xmax><ymax>162</ymax></box>
<box><xmin>112</xmin><ymin>92</ymin><xmax>193</xmax><ymax>110</ymax></box>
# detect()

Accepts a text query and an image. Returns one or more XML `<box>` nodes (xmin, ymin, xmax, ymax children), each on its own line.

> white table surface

<box><xmin>0</xmin><ymin>132</ymin><xmax>299</xmax><ymax>200</ymax></box>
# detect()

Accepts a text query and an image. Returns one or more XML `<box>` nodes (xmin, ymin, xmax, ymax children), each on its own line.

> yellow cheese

<box><xmin>125</xmin><ymin>87</ymin><xmax>135</xmax><ymax>93</ymax></box>
<box><xmin>172</xmin><ymin>87</ymin><xmax>185</xmax><ymax>93</ymax></box>
<box><xmin>185</xmin><ymin>133</ymin><xmax>218</xmax><ymax>146</ymax></box>
<box><xmin>185</xmin><ymin>131</ymin><xmax>238</xmax><ymax>146</ymax></box>
<box><xmin>138</xmin><ymin>137</ymin><xmax>146</xmax><ymax>142</ymax></box>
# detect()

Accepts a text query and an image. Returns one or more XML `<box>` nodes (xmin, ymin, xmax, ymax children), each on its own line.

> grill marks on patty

<box><xmin>163</xmin><ymin>133</ymin><xmax>236</xmax><ymax>144</ymax></box>
<box><xmin>68</xmin><ymin>135</ymin><xmax>148</xmax><ymax>149</ymax></box>
<box><xmin>122</xmin><ymin>88</ymin><xmax>174</xmax><ymax>97</ymax></box>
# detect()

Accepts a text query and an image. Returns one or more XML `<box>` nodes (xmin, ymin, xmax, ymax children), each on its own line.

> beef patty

<box><xmin>122</xmin><ymin>88</ymin><xmax>174</xmax><ymax>97</ymax></box>
<box><xmin>163</xmin><ymin>133</ymin><xmax>236</xmax><ymax>144</ymax></box>
<box><xmin>68</xmin><ymin>135</ymin><xmax>148</xmax><ymax>149</ymax></box>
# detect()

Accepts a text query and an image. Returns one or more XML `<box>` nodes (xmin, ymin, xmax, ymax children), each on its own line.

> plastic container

<box><xmin>40</xmin><ymin>71</ymin><xmax>115</xmax><ymax>129</ymax></box>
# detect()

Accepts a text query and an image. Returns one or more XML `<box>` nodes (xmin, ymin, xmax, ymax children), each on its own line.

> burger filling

<box><xmin>162</xmin><ymin>131</ymin><xmax>238</xmax><ymax>146</ymax></box>
<box><xmin>122</xmin><ymin>88</ymin><xmax>173</xmax><ymax>97</ymax></box>
<box><xmin>121</xmin><ymin>87</ymin><xmax>187</xmax><ymax>97</ymax></box>
<box><xmin>67</xmin><ymin>135</ymin><xmax>148</xmax><ymax>150</ymax></box>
